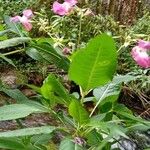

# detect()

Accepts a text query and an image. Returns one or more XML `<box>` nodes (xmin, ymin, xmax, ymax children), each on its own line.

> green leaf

<box><xmin>35</xmin><ymin>37</ymin><xmax>53</xmax><ymax>44</ymax></box>
<box><xmin>0</xmin><ymin>104</ymin><xmax>47</xmax><ymax>121</ymax></box>
<box><xmin>88</xmin><ymin>121</ymin><xmax>128</xmax><ymax>139</ymax></box>
<box><xmin>0</xmin><ymin>88</ymin><xmax>31</xmax><ymax>102</ymax></box>
<box><xmin>0</xmin><ymin>37</ymin><xmax>31</xmax><ymax>49</ymax></box>
<box><xmin>90</xmin><ymin>83</ymin><xmax>120</xmax><ymax>117</ymax></box>
<box><xmin>114</xmin><ymin>104</ymin><xmax>150</xmax><ymax>126</ymax></box>
<box><xmin>90</xmin><ymin>113</ymin><xmax>107</xmax><ymax>122</ymax></box>
<box><xmin>0</xmin><ymin>126</ymin><xmax>55</xmax><ymax>137</ymax></box>
<box><xmin>96</xmin><ymin>141</ymin><xmax>111</xmax><ymax>150</ymax></box>
<box><xmin>93</xmin><ymin>83</ymin><xmax>120</xmax><ymax>101</ymax></box>
<box><xmin>93</xmin><ymin>74</ymin><xmax>137</xmax><ymax>102</ymax></box>
<box><xmin>59</xmin><ymin>138</ymin><xmax>84</xmax><ymax>150</ymax></box>
<box><xmin>91</xmin><ymin>74</ymin><xmax>137</xmax><ymax>116</ymax></box>
<box><xmin>108</xmin><ymin>123</ymin><xmax>128</xmax><ymax>139</ymax></box>
<box><xmin>0</xmin><ymin>87</ymin><xmax>48</xmax><ymax>112</ymax></box>
<box><xmin>69</xmin><ymin>99</ymin><xmax>89</xmax><ymax>125</ymax></box>
<box><xmin>112</xmin><ymin>74</ymin><xmax>138</xmax><ymax>84</ymax></box>
<box><xmin>0</xmin><ymin>29</ymin><xmax>10</xmax><ymax>37</ymax></box>
<box><xmin>86</xmin><ymin>129</ymin><xmax>103</xmax><ymax>146</ymax></box>
<box><xmin>0</xmin><ymin>53</ymin><xmax>15</xmax><ymax>67</ymax></box>
<box><xmin>26</xmin><ymin>47</ymin><xmax>44</xmax><ymax>61</ymax></box>
<box><xmin>26</xmin><ymin>84</ymin><xmax>41</xmax><ymax>93</ymax></box>
<box><xmin>31</xmin><ymin>134</ymin><xmax>53</xmax><ymax>145</ymax></box>
<box><xmin>0</xmin><ymin>26</ymin><xmax>8</xmax><ymax>40</ymax></box>
<box><xmin>69</xmin><ymin>34</ymin><xmax>117</xmax><ymax>92</ymax></box>
<box><xmin>41</xmin><ymin>74</ymin><xmax>71</xmax><ymax>106</ymax></box>
<box><xmin>26</xmin><ymin>43</ymin><xmax>70</xmax><ymax>71</ymax></box>
<box><xmin>100</xmin><ymin>102</ymin><xmax>113</xmax><ymax>113</ymax></box>
<box><xmin>127</xmin><ymin>123</ymin><xmax>150</xmax><ymax>131</ymax></box>
<box><xmin>0</xmin><ymin>138</ymin><xmax>25</xmax><ymax>150</ymax></box>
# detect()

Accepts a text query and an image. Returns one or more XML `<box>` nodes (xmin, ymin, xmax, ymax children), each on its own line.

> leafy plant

<box><xmin>0</xmin><ymin>34</ymin><xmax>149</xmax><ymax>150</ymax></box>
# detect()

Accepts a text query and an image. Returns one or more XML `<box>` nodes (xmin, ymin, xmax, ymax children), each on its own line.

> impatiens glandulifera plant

<box><xmin>0</xmin><ymin>34</ymin><xmax>149</xmax><ymax>150</ymax></box>
<box><xmin>131</xmin><ymin>40</ymin><xmax>150</xmax><ymax>68</ymax></box>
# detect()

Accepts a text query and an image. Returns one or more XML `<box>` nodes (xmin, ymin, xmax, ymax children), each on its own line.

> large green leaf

<box><xmin>0</xmin><ymin>104</ymin><xmax>47</xmax><ymax>121</ymax></box>
<box><xmin>59</xmin><ymin>138</ymin><xmax>84</xmax><ymax>150</ymax></box>
<box><xmin>0</xmin><ymin>37</ymin><xmax>31</xmax><ymax>49</ymax></box>
<box><xmin>41</xmin><ymin>74</ymin><xmax>71</xmax><ymax>106</ymax></box>
<box><xmin>0</xmin><ymin>138</ymin><xmax>25</xmax><ymax>150</ymax></box>
<box><xmin>69</xmin><ymin>34</ymin><xmax>117</xmax><ymax>92</ymax></box>
<box><xmin>69</xmin><ymin>99</ymin><xmax>89</xmax><ymax>125</ymax></box>
<box><xmin>26</xmin><ymin>43</ymin><xmax>70</xmax><ymax>71</ymax></box>
<box><xmin>0</xmin><ymin>126</ymin><xmax>55</xmax><ymax>137</ymax></box>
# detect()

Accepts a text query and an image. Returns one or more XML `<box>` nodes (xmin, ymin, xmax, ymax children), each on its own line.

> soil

<box><xmin>119</xmin><ymin>86</ymin><xmax>150</xmax><ymax>120</ymax></box>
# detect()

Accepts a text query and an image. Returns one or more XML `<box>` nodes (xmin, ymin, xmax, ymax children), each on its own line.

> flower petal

<box><xmin>131</xmin><ymin>46</ymin><xmax>150</xmax><ymax>68</ymax></box>
<box><xmin>52</xmin><ymin>1</ymin><xmax>71</xmax><ymax>16</ymax></box>
<box><xmin>22</xmin><ymin>21</ymin><xmax>32</xmax><ymax>31</ymax></box>
<box><xmin>23</xmin><ymin>9</ymin><xmax>33</xmax><ymax>19</ymax></box>
<box><xmin>138</xmin><ymin>40</ymin><xmax>150</xmax><ymax>50</ymax></box>
<box><xmin>19</xmin><ymin>16</ymin><xmax>32</xmax><ymax>31</ymax></box>
<box><xmin>10</xmin><ymin>16</ymin><xmax>21</xmax><ymax>22</ymax></box>
<box><xmin>63</xmin><ymin>47</ymin><xmax>71</xmax><ymax>55</ymax></box>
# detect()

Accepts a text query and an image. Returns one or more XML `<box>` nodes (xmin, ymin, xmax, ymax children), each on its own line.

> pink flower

<box><xmin>52</xmin><ymin>0</ymin><xmax>77</xmax><ymax>16</ymax></box>
<box><xmin>63</xmin><ymin>47</ymin><xmax>71</xmax><ymax>55</ymax></box>
<box><xmin>138</xmin><ymin>40</ymin><xmax>150</xmax><ymax>50</ymax></box>
<box><xmin>23</xmin><ymin>9</ymin><xmax>33</xmax><ymax>19</ymax></box>
<box><xmin>52</xmin><ymin>1</ymin><xmax>71</xmax><ymax>16</ymax></box>
<box><xmin>10</xmin><ymin>9</ymin><xmax>33</xmax><ymax>31</ymax></box>
<box><xmin>131</xmin><ymin>40</ymin><xmax>150</xmax><ymax>68</ymax></box>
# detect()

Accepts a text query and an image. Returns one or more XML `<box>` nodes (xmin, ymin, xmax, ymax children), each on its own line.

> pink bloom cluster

<box><xmin>131</xmin><ymin>40</ymin><xmax>150</xmax><ymax>68</ymax></box>
<box><xmin>10</xmin><ymin>9</ymin><xmax>33</xmax><ymax>31</ymax></box>
<box><xmin>52</xmin><ymin>0</ymin><xmax>77</xmax><ymax>16</ymax></box>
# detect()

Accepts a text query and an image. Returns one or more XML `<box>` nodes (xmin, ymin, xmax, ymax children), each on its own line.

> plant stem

<box><xmin>89</xmin><ymin>84</ymin><xmax>110</xmax><ymax>117</ymax></box>
<box><xmin>80</xmin><ymin>86</ymin><xmax>85</xmax><ymax>104</ymax></box>
<box><xmin>3</xmin><ymin>49</ymin><xmax>25</xmax><ymax>56</ymax></box>
<box><xmin>16</xmin><ymin>119</ymin><xmax>24</xmax><ymax>128</ymax></box>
